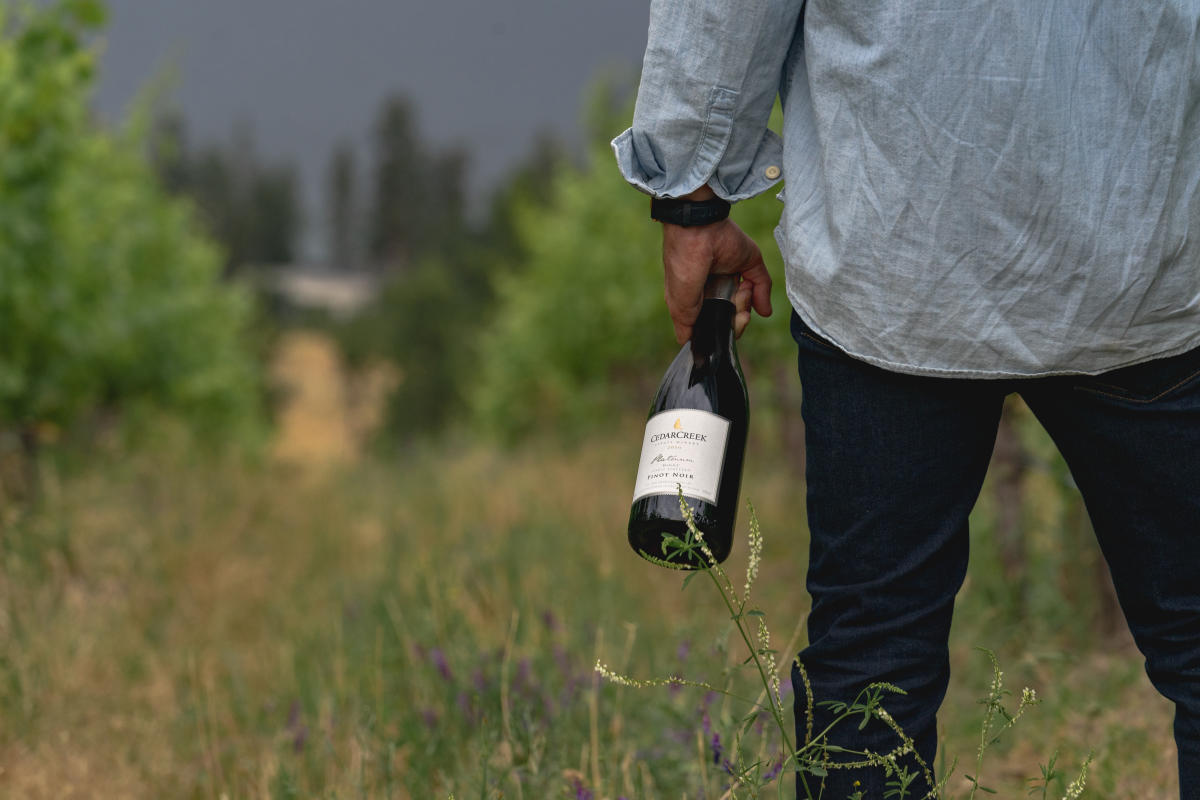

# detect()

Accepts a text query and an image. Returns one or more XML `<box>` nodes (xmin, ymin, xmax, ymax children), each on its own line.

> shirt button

<box><xmin>765</xmin><ymin>165</ymin><xmax>781</xmax><ymax>180</ymax></box>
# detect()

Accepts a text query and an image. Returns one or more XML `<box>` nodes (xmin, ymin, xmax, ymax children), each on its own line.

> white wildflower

<box><xmin>743</xmin><ymin>504</ymin><xmax>763</xmax><ymax>604</ymax></box>
<box><xmin>1062</xmin><ymin>753</ymin><xmax>1093</xmax><ymax>800</ymax></box>
<box><xmin>755</xmin><ymin>617</ymin><xmax>782</xmax><ymax>704</ymax></box>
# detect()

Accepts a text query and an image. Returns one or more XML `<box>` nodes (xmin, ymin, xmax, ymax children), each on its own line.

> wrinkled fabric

<box><xmin>615</xmin><ymin>0</ymin><xmax>1200</xmax><ymax>378</ymax></box>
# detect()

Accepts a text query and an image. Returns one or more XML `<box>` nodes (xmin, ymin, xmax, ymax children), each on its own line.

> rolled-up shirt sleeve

<box><xmin>613</xmin><ymin>0</ymin><xmax>801</xmax><ymax>201</ymax></box>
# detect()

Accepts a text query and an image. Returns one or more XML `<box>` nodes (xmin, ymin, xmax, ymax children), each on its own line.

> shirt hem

<box><xmin>789</xmin><ymin>297</ymin><xmax>1200</xmax><ymax>380</ymax></box>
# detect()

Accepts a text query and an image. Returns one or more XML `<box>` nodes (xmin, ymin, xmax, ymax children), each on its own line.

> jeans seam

<box><xmin>800</xmin><ymin>330</ymin><xmax>841</xmax><ymax>355</ymax></box>
<box><xmin>1079</xmin><ymin>365</ymin><xmax>1200</xmax><ymax>404</ymax></box>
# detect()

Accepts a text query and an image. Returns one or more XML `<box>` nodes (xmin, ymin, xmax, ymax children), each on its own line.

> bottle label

<box><xmin>632</xmin><ymin>409</ymin><xmax>731</xmax><ymax>504</ymax></box>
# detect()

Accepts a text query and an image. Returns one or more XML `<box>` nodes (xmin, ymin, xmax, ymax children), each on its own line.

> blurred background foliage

<box><xmin>0</xmin><ymin>2</ymin><xmax>1172</xmax><ymax>798</ymax></box>
<box><xmin>335</xmin><ymin>85</ymin><xmax>802</xmax><ymax>449</ymax></box>
<box><xmin>0</xmin><ymin>0</ymin><xmax>796</xmax><ymax>453</ymax></box>
<box><xmin>0</xmin><ymin>0</ymin><xmax>263</xmax><ymax>459</ymax></box>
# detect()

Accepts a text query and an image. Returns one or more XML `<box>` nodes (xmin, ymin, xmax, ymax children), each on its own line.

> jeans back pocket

<box><xmin>1076</xmin><ymin>342</ymin><xmax>1200</xmax><ymax>404</ymax></box>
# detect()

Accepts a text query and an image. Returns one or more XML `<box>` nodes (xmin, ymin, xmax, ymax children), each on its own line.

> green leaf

<box><xmin>66</xmin><ymin>0</ymin><xmax>107</xmax><ymax>27</ymax></box>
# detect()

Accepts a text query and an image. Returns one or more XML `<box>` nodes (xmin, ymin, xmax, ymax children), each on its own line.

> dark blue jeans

<box><xmin>789</xmin><ymin>311</ymin><xmax>1200</xmax><ymax>799</ymax></box>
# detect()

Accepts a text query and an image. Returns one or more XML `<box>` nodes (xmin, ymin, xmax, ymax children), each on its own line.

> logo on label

<box><xmin>673</xmin><ymin>418</ymin><xmax>682</xmax><ymax>430</ymax></box>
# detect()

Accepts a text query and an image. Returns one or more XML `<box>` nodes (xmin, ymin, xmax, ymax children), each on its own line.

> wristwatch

<box><xmin>650</xmin><ymin>196</ymin><xmax>731</xmax><ymax>227</ymax></box>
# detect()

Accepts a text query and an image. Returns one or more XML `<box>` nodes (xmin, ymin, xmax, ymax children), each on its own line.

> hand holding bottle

<box><xmin>659</xmin><ymin>187</ymin><xmax>773</xmax><ymax>344</ymax></box>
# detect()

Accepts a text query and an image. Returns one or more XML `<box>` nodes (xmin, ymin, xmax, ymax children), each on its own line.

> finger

<box><xmin>730</xmin><ymin>283</ymin><xmax>753</xmax><ymax>338</ymax></box>
<box><xmin>663</xmin><ymin>259</ymin><xmax>707</xmax><ymax>344</ymax></box>
<box><xmin>733</xmin><ymin>307</ymin><xmax>752</xmax><ymax>339</ymax></box>
<box><xmin>666</xmin><ymin>285</ymin><xmax>703</xmax><ymax>343</ymax></box>
<box><xmin>733</xmin><ymin>283</ymin><xmax>753</xmax><ymax>315</ymax></box>
<box><xmin>739</xmin><ymin>259</ymin><xmax>774</xmax><ymax>318</ymax></box>
<box><xmin>673</xmin><ymin>319</ymin><xmax>692</xmax><ymax>344</ymax></box>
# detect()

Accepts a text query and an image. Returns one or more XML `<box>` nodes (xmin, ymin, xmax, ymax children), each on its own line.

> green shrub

<box><xmin>0</xmin><ymin>0</ymin><xmax>263</xmax><ymax>444</ymax></box>
<box><xmin>471</xmin><ymin>98</ymin><xmax>797</xmax><ymax>443</ymax></box>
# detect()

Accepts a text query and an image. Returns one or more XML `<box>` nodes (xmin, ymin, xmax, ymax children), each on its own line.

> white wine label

<box><xmin>632</xmin><ymin>409</ymin><xmax>731</xmax><ymax>504</ymax></box>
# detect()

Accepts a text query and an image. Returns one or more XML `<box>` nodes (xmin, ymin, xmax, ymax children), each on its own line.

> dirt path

<box><xmin>269</xmin><ymin>330</ymin><xmax>398</xmax><ymax>468</ymax></box>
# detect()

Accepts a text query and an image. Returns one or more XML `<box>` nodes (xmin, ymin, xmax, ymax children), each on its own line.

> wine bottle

<box><xmin>628</xmin><ymin>275</ymin><xmax>749</xmax><ymax>568</ymax></box>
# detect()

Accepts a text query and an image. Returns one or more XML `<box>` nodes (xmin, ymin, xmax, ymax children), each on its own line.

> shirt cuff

<box><xmin>610</xmin><ymin>125</ymin><xmax>784</xmax><ymax>202</ymax></box>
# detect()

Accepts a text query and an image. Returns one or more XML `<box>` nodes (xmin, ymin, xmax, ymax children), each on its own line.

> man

<box><xmin>615</xmin><ymin>1</ymin><xmax>1200</xmax><ymax>797</ymax></box>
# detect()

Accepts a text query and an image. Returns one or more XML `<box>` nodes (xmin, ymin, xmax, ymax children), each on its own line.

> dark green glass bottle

<box><xmin>628</xmin><ymin>275</ymin><xmax>749</xmax><ymax>568</ymax></box>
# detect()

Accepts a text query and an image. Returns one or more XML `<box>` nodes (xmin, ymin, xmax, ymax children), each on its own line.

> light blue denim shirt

<box><xmin>614</xmin><ymin>0</ymin><xmax>1200</xmax><ymax>378</ymax></box>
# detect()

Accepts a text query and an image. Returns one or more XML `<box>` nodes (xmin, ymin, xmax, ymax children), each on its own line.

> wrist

<box><xmin>680</xmin><ymin>185</ymin><xmax>716</xmax><ymax>202</ymax></box>
<box><xmin>650</xmin><ymin>192</ymin><xmax>731</xmax><ymax>227</ymax></box>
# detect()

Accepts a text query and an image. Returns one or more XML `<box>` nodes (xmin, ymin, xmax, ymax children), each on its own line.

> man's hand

<box><xmin>660</xmin><ymin>188</ymin><xmax>773</xmax><ymax>344</ymax></box>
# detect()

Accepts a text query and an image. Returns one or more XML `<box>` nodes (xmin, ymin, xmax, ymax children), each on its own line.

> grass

<box><xmin>0</xmin><ymin>347</ymin><xmax>1178</xmax><ymax>798</ymax></box>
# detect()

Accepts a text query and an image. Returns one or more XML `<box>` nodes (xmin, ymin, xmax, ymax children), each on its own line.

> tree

<box><xmin>327</xmin><ymin>142</ymin><xmax>358</xmax><ymax>270</ymax></box>
<box><xmin>469</xmin><ymin>85</ymin><xmax>796</xmax><ymax>443</ymax></box>
<box><xmin>248</xmin><ymin>162</ymin><xmax>299</xmax><ymax>264</ymax></box>
<box><xmin>0</xmin><ymin>0</ymin><xmax>264</xmax><ymax>449</ymax></box>
<box><xmin>148</xmin><ymin>115</ymin><xmax>300</xmax><ymax>270</ymax></box>
<box><xmin>366</xmin><ymin>94</ymin><xmax>468</xmax><ymax>270</ymax></box>
<box><xmin>367</xmin><ymin>96</ymin><xmax>427</xmax><ymax>267</ymax></box>
<box><xmin>484</xmin><ymin>130</ymin><xmax>565</xmax><ymax>258</ymax></box>
<box><xmin>332</xmin><ymin>125</ymin><xmax>562</xmax><ymax>445</ymax></box>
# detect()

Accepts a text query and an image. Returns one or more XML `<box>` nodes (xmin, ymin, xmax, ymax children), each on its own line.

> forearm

<box><xmin>613</xmin><ymin>0</ymin><xmax>801</xmax><ymax>201</ymax></box>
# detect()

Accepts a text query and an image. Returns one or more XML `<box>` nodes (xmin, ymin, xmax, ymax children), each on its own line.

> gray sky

<box><xmin>91</xmin><ymin>0</ymin><xmax>650</xmax><ymax>257</ymax></box>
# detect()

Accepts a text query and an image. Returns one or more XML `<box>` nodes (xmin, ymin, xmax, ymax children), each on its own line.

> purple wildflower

<box><xmin>472</xmin><ymin>668</ymin><xmax>488</xmax><ymax>692</ymax></box>
<box><xmin>702</xmin><ymin>712</ymin><xmax>723</xmax><ymax>764</ymax></box>
<box><xmin>431</xmin><ymin>647</ymin><xmax>453</xmax><ymax>682</ymax></box>
<box><xmin>286</xmin><ymin>700</ymin><xmax>307</xmax><ymax>753</ymax></box>
<box><xmin>676</xmin><ymin>640</ymin><xmax>691</xmax><ymax>662</ymax></box>
<box><xmin>515</xmin><ymin>657</ymin><xmax>532</xmax><ymax>690</ymax></box>
<box><xmin>763</xmin><ymin>755</ymin><xmax>785</xmax><ymax>783</ymax></box>
<box><xmin>570</xmin><ymin>777</ymin><xmax>594</xmax><ymax>800</ymax></box>
<box><xmin>541</xmin><ymin>609</ymin><xmax>560</xmax><ymax>632</ymax></box>
<box><xmin>286</xmin><ymin>699</ymin><xmax>301</xmax><ymax>728</ymax></box>
<box><xmin>456</xmin><ymin>691</ymin><xmax>479</xmax><ymax>724</ymax></box>
<box><xmin>553</xmin><ymin>644</ymin><xmax>571</xmax><ymax>677</ymax></box>
<box><xmin>420</xmin><ymin>707</ymin><xmax>438</xmax><ymax>729</ymax></box>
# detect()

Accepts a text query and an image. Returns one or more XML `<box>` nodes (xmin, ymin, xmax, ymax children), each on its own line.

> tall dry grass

<box><xmin>0</xmin><ymin>333</ymin><xmax>1176</xmax><ymax>798</ymax></box>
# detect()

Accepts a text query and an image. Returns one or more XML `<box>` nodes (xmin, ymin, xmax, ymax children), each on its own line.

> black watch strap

<box><xmin>650</xmin><ymin>196</ymin><xmax>732</xmax><ymax>227</ymax></box>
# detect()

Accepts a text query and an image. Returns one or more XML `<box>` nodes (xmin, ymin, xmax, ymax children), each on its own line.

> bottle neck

<box><xmin>691</xmin><ymin>297</ymin><xmax>735</xmax><ymax>358</ymax></box>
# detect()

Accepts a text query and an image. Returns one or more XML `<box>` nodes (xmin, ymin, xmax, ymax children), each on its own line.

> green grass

<box><xmin>0</xmin><ymin>418</ymin><xmax>1177</xmax><ymax>798</ymax></box>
